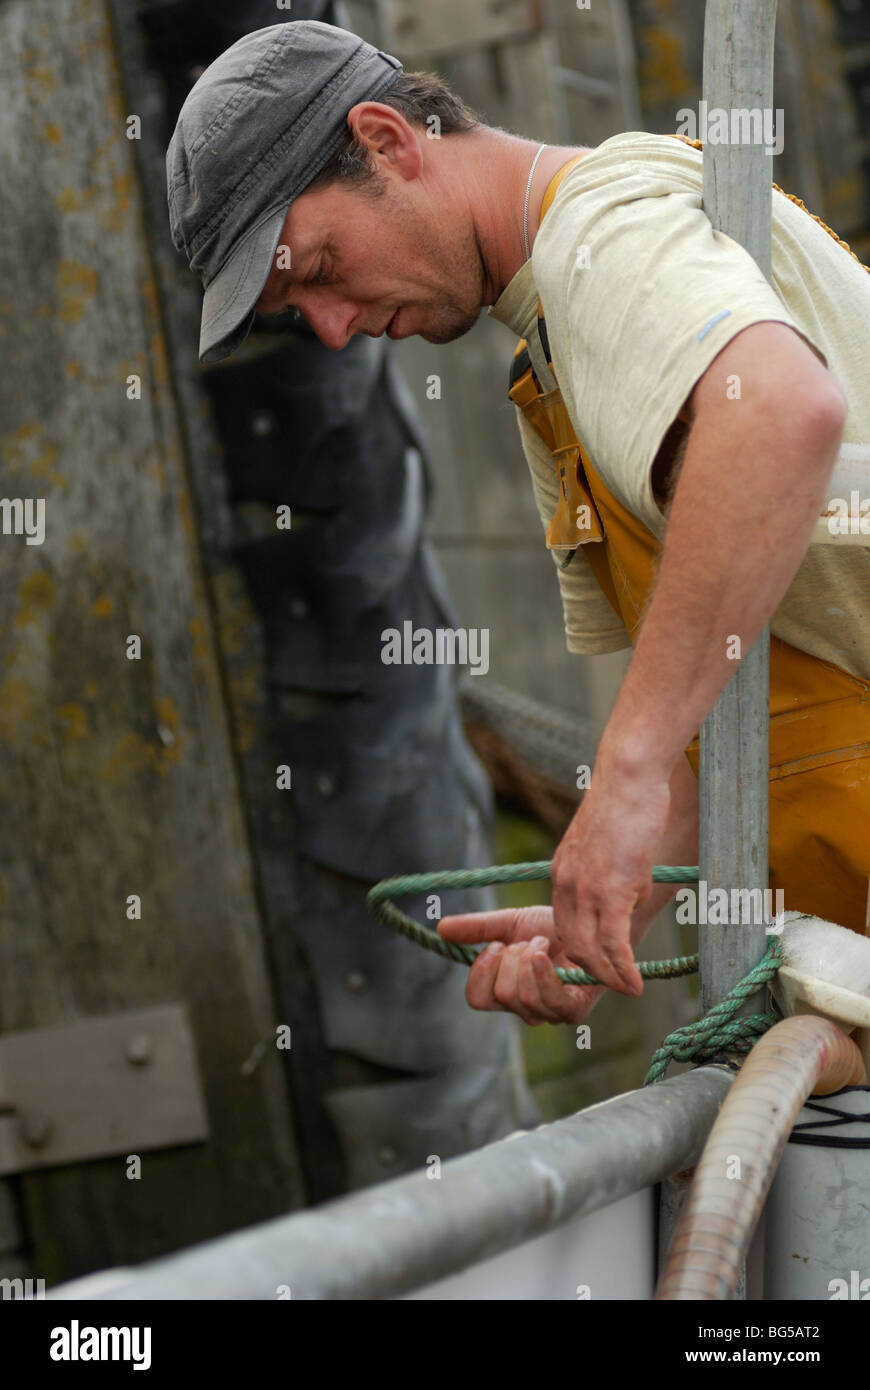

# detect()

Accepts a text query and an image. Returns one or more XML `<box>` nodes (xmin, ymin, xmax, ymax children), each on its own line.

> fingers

<box><xmin>440</xmin><ymin>891</ymin><xmax>643</xmax><ymax>1014</ymax></box>
<box><xmin>438</xmin><ymin>904</ymin><xmax>555</xmax><ymax>946</ymax></box>
<box><xmin>552</xmin><ymin>878</ymin><xmax>643</xmax><ymax>997</ymax></box>
<box><xmin>528</xmin><ymin>952</ymin><xmax>602</xmax><ymax>1020</ymax></box>
<box><xmin>490</xmin><ymin>940</ymin><xmax>563</xmax><ymax>1025</ymax></box>
<box><xmin>599</xmin><ymin>902</ymin><xmax>644</xmax><ymax>996</ymax></box>
<box><xmin>465</xmin><ymin>938</ymin><xmax>598</xmax><ymax>1025</ymax></box>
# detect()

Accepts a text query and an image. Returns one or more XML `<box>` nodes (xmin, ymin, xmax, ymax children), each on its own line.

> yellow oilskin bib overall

<box><xmin>510</xmin><ymin>150</ymin><xmax>870</xmax><ymax>934</ymax></box>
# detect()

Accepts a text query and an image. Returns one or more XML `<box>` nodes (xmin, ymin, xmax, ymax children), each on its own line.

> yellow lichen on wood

<box><xmin>154</xmin><ymin>695</ymin><xmax>181</xmax><ymax>737</ymax></box>
<box><xmin>1</xmin><ymin>422</ymin><xmax>41</xmax><ymax>475</ymax></box>
<box><xmin>24</xmin><ymin>63</ymin><xmax>57</xmax><ymax>98</ymax></box>
<box><xmin>56</xmin><ymin>259</ymin><xmax>99</xmax><ymax>324</ymax></box>
<box><xmin>0</xmin><ymin>676</ymin><xmax>36</xmax><ymax>745</ymax></box>
<box><xmin>57</xmin><ymin>703</ymin><xmax>89</xmax><ymax>740</ymax></box>
<box><xmin>637</xmin><ymin>26</ymin><xmax>694</xmax><ymax>106</ymax></box>
<box><xmin>141</xmin><ymin>277</ymin><xmax>171</xmax><ymax>390</ymax></box>
<box><xmin>30</xmin><ymin>442</ymin><xmax>65</xmax><ymax>489</ymax></box>
<box><xmin>98</xmin><ymin>725</ymin><xmax>182</xmax><ymax>783</ymax></box>
<box><xmin>214</xmin><ymin>568</ymin><xmax>263</xmax><ymax>755</ymax></box>
<box><xmin>15</xmin><ymin>571</ymin><xmax>55</xmax><ymax>626</ymax></box>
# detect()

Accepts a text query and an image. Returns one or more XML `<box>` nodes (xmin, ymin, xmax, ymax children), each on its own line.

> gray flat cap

<box><xmin>166</xmin><ymin>21</ymin><xmax>403</xmax><ymax>363</ymax></box>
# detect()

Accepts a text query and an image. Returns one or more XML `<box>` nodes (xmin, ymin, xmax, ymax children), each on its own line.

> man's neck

<box><xmin>463</xmin><ymin>132</ymin><xmax>592</xmax><ymax>304</ymax></box>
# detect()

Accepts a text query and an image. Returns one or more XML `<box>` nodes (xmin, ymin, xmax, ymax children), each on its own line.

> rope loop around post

<box><xmin>643</xmin><ymin>937</ymin><xmax>783</xmax><ymax>1085</ymax></box>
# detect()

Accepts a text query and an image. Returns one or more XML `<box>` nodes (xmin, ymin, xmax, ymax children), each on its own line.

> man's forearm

<box><xmin>597</xmin><ymin>343</ymin><xmax>846</xmax><ymax>781</ymax></box>
<box><xmin>544</xmin><ymin>328</ymin><xmax>846</xmax><ymax>995</ymax></box>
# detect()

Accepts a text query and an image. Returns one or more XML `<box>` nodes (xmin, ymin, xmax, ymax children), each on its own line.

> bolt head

<box><xmin>125</xmin><ymin>1034</ymin><xmax>152</xmax><ymax>1065</ymax></box>
<box><xmin>251</xmin><ymin>410</ymin><xmax>275</xmax><ymax>437</ymax></box>
<box><xmin>20</xmin><ymin>1112</ymin><xmax>53</xmax><ymax>1148</ymax></box>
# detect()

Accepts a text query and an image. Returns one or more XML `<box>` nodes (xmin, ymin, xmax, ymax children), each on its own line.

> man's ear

<box><xmin>345</xmin><ymin>101</ymin><xmax>422</xmax><ymax>179</ymax></box>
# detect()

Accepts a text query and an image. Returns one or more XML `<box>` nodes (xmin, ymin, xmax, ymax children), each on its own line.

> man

<box><xmin>167</xmin><ymin>21</ymin><xmax>870</xmax><ymax>1029</ymax></box>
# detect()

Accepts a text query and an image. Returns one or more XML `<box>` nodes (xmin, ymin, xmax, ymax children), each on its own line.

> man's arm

<box><xmin>549</xmin><ymin>320</ymin><xmax>846</xmax><ymax>993</ymax></box>
<box><xmin>441</xmin><ymin>319</ymin><xmax>846</xmax><ymax>1019</ymax></box>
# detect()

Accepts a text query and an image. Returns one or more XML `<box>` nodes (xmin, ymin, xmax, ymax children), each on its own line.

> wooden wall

<box><xmin>0</xmin><ymin>0</ymin><xmax>305</xmax><ymax>1282</ymax></box>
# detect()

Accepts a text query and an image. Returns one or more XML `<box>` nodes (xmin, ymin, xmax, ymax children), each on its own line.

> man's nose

<box><xmin>300</xmin><ymin>297</ymin><xmax>359</xmax><ymax>351</ymax></box>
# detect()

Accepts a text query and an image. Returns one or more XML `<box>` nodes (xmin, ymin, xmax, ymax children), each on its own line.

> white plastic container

<box><xmin>404</xmin><ymin>1187</ymin><xmax>655</xmax><ymax>1300</ymax></box>
<box><xmin>764</xmin><ymin>1086</ymin><xmax>870</xmax><ymax>1300</ymax></box>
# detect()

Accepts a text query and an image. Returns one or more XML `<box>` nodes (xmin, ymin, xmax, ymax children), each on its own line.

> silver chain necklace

<box><xmin>523</xmin><ymin>142</ymin><xmax>548</xmax><ymax>261</ymax></box>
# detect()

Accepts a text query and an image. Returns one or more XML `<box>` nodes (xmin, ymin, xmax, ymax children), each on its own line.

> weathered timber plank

<box><xmin>0</xmin><ymin>0</ymin><xmax>305</xmax><ymax>1281</ymax></box>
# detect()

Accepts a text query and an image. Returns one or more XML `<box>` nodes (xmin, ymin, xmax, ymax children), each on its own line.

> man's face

<box><xmin>255</xmin><ymin>173</ymin><xmax>485</xmax><ymax>350</ymax></box>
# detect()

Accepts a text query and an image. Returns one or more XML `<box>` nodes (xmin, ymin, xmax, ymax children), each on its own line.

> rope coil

<box><xmin>366</xmin><ymin>861</ymin><xmax>700</xmax><ymax>985</ymax></box>
<box><xmin>365</xmin><ymin>860</ymin><xmax>782</xmax><ymax>1082</ymax></box>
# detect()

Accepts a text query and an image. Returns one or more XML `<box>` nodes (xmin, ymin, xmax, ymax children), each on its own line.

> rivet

<box><xmin>316</xmin><ymin>772</ymin><xmax>335</xmax><ymax>799</ymax></box>
<box><xmin>251</xmin><ymin>410</ymin><xmax>275</xmax><ymax>437</ymax></box>
<box><xmin>345</xmin><ymin>969</ymin><xmax>367</xmax><ymax>994</ymax></box>
<box><xmin>125</xmin><ymin>1034</ymin><xmax>152</xmax><ymax>1065</ymax></box>
<box><xmin>289</xmin><ymin>597</ymin><xmax>308</xmax><ymax>620</ymax></box>
<box><xmin>378</xmin><ymin>1145</ymin><xmax>398</xmax><ymax>1166</ymax></box>
<box><xmin>20</xmin><ymin>1112</ymin><xmax>53</xmax><ymax>1149</ymax></box>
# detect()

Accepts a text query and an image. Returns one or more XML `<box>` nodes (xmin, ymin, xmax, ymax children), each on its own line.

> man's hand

<box><xmin>438</xmin><ymin>759</ymin><xmax>668</xmax><ymax>1021</ymax></box>
<box><xmin>438</xmin><ymin>904</ymin><xmax>605</xmax><ymax>1025</ymax></box>
<box><xmin>549</xmin><ymin>754</ymin><xmax>671</xmax><ymax>995</ymax></box>
<box><xmin>439</xmin><ymin>755</ymin><xmax>700</xmax><ymax>1024</ymax></box>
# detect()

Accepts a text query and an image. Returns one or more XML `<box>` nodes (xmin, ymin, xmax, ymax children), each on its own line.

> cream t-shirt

<box><xmin>489</xmin><ymin>132</ymin><xmax>870</xmax><ymax>679</ymax></box>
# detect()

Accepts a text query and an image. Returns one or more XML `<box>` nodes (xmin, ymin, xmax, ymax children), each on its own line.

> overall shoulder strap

<box><xmin>529</xmin><ymin>156</ymin><xmax>584</xmax><ymax>386</ymax></box>
<box><xmin>540</xmin><ymin>155</ymin><xmax>583</xmax><ymax>223</ymax></box>
<box><xmin>509</xmin><ymin>156</ymin><xmax>585</xmax><ymax>394</ymax></box>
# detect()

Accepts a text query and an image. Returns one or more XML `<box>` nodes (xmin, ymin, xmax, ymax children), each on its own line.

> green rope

<box><xmin>366</xmin><ymin>861</ymin><xmax>700</xmax><ymax>986</ymax></box>
<box><xmin>643</xmin><ymin>936</ymin><xmax>783</xmax><ymax>1085</ymax></box>
<box><xmin>365</xmin><ymin>861</ymin><xmax>783</xmax><ymax>1080</ymax></box>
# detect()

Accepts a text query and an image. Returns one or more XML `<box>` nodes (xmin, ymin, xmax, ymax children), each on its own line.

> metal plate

<box><xmin>0</xmin><ymin>1005</ymin><xmax>209</xmax><ymax>1175</ymax></box>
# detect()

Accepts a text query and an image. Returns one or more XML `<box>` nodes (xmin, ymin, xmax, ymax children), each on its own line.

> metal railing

<box><xmin>49</xmin><ymin>1066</ymin><xmax>733</xmax><ymax>1301</ymax></box>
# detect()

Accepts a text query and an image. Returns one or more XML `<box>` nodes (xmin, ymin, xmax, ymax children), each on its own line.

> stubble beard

<box><xmin>420</xmin><ymin>300</ymin><xmax>482</xmax><ymax>344</ymax></box>
<box><xmin>419</xmin><ymin>235</ymin><xmax>487</xmax><ymax>344</ymax></box>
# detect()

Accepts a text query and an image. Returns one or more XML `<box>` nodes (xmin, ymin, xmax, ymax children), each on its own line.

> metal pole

<box><xmin>49</xmin><ymin>1067</ymin><xmax>733</xmax><ymax>1301</ymax></box>
<box><xmin>668</xmin><ymin>0</ymin><xmax>778</xmax><ymax>1301</ymax></box>
<box><xmin>699</xmin><ymin>0</ymin><xmax>776</xmax><ymax>1018</ymax></box>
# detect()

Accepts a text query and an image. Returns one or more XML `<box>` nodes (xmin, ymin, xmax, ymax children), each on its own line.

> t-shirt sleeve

<box><xmin>534</xmin><ymin>161</ymin><xmax>828</xmax><ymax>524</ymax></box>
<box><xmin>515</xmin><ymin>405</ymin><xmax>631</xmax><ymax>655</ymax></box>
